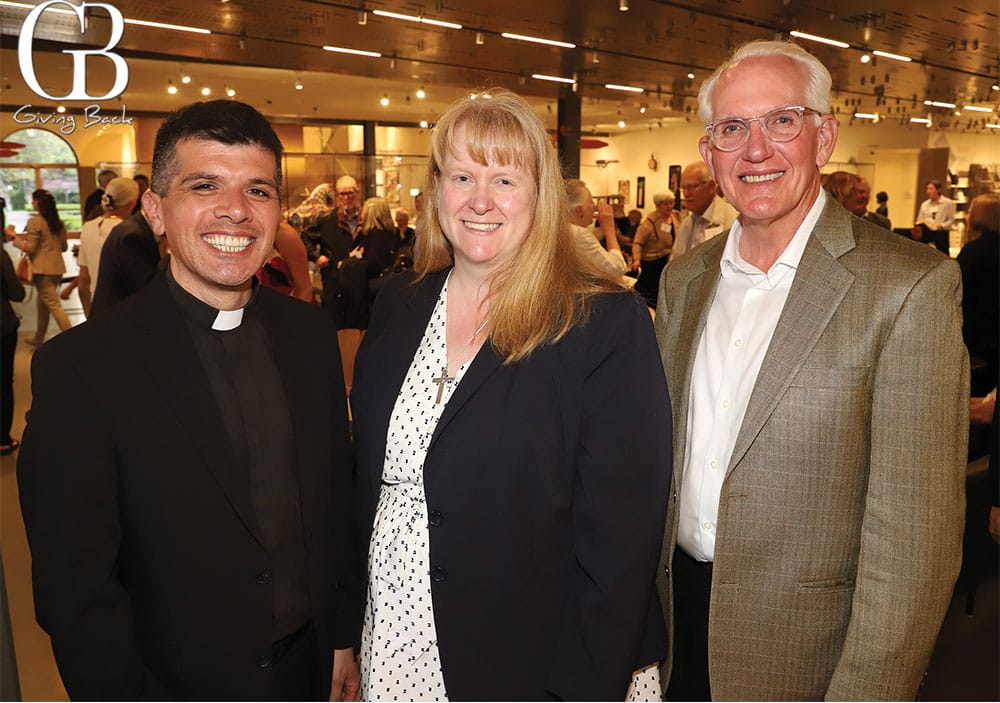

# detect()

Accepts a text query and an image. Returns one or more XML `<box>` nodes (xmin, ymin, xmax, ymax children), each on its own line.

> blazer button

<box><xmin>431</xmin><ymin>565</ymin><xmax>447</xmax><ymax>582</ymax></box>
<box><xmin>256</xmin><ymin>570</ymin><xmax>271</xmax><ymax>584</ymax></box>
<box><xmin>257</xmin><ymin>656</ymin><xmax>272</xmax><ymax>669</ymax></box>
<box><xmin>428</xmin><ymin>510</ymin><xmax>444</xmax><ymax>527</ymax></box>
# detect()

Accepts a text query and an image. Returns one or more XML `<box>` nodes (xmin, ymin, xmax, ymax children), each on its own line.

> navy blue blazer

<box><xmin>352</xmin><ymin>270</ymin><xmax>672</xmax><ymax>701</ymax></box>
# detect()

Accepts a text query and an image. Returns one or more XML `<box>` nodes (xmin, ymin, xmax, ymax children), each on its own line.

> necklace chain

<box><xmin>465</xmin><ymin>317</ymin><xmax>489</xmax><ymax>347</ymax></box>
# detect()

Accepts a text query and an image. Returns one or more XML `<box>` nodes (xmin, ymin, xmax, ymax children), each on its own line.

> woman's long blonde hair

<box><xmin>359</xmin><ymin>196</ymin><xmax>393</xmax><ymax>233</ymax></box>
<box><xmin>414</xmin><ymin>88</ymin><xmax>619</xmax><ymax>364</ymax></box>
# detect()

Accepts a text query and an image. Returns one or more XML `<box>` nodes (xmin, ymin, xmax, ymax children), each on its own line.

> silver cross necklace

<box><xmin>431</xmin><ymin>317</ymin><xmax>488</xmax><ymax>404</ymax></box>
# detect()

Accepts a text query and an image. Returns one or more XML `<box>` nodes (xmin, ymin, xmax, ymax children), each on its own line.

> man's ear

<box><xmin>698</xmin><ymin>136</ymin><xmax>716</xmax><ymax>180</ymax></box>
<box><xmin>815</xmin><ymin>114</ymin><xmax>839</xmax><ymax>167</ymax></box>
<box><xmin>142</xmin><ymin>190</ymin><xmax>167</xmax><ymax>236</ymax></box>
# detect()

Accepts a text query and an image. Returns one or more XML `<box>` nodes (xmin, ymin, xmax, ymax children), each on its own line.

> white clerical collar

<box><xmin>212</xmin><ymin>307</ymin><xmax>244</xmax><ymax>331</ymax></box>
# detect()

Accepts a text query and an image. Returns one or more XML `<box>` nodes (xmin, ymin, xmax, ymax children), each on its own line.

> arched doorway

<box><xmin>1</xmin><ymin>128</ymin><xmax>81</xmax><ymax>232</ymax></box>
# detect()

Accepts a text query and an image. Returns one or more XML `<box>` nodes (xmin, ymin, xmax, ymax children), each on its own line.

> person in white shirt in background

<box><xmin>671</xmin><ymin>161</ymin><xmax>738</xmax><ymax>259</ymax></box>
<box><xmin>565</xmin><ymin>179</ymin><xmax>632</xmax><ymax>286</ymax></box>
<box><xmin>914</xmin><ymin>179</ymin><xmax>956</xmax><ymax>255</ymax></box>
<box><xmin>77</xmin><ymin>177</ymin><xmax>139</xmax><ymax>317</ymax></box>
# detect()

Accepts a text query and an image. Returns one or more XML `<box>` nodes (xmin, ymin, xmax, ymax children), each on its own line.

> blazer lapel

<box><xmin>428</xmin><ymin>341</ymin><xmax>504</xmax><ymax>453</ymax></box>
<box><xmin>366</xmin><ymin>271</ymin><xmax>447</xmax><ymax>496</ymax></box>
<box><xmin>669</xmin><ymin>240</ymin><xmax>725</xmax><ymax>490</ymax></box>
<box><xmin>727</xmin><ymin>202</ymin><xmax>857</xmax><ymax>474</ymax></box>
<box><xmin>132</xmin><ymin>278</ymin><xmax>264</xmax><ymax>545</ymax></box>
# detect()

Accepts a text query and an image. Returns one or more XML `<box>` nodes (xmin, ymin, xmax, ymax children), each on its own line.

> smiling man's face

<box><xmin>144</xmin><ymin>137</ymin><xmax>281</xmax><ymax>308</ymax></box>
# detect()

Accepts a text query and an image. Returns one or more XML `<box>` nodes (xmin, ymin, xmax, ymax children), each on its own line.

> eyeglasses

<box><xmin>706</xmin><ymin>106</ymin><xmax>822</xmax><ymax>152</ymax></box>
<box><xmin>337</xmin><ymin>190</ymin><xmax>357</xmax><ymax>198</ymax></box>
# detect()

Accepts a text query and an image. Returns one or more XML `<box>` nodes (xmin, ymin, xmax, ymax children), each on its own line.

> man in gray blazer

<box><xmin>655</xmin><ymin>40</ymin><xmax>968</xmax><ymax>700</ymax></box>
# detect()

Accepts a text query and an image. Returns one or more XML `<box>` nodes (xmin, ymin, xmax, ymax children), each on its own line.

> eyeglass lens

<box><xmin>710</xmin><ymin>107</ymin><xmax>810</xmax><ymax>150</ymax></box>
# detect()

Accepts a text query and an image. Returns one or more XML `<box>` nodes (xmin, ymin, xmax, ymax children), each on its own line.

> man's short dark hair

<box><xmin>927</xmin><ymin>180</ymin><xmax>943</xmax><ymax>193</ymax></box>
<box><xmin>150</xmin><ymin>100</ymin><xmax>283</xmax><ymax>197</ymax></box>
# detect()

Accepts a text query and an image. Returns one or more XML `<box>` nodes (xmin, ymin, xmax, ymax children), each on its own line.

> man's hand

<box><xmin>329</xmin><ymin>647</ymin><xmax>360</xmax><ymax>701</ymax></box>
<box><xmin>316</xmin><ymin>255</ymin><xmax>330</xmax><ymax>269</ymax></box>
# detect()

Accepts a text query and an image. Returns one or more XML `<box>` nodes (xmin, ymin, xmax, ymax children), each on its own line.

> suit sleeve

<box><xmin>547</xmin><ymin>295</ymin><xmax>672</xmax><ymax>699</ymax></box>
<box><xmin>17</xmin><ymin>345</ymin><xmax>171</xmax><ymax>700</ymax></box>
<box><xmin>826</xmin><ymin>257</ymin><xmax>968</xmax><ymax>699</ymax></box>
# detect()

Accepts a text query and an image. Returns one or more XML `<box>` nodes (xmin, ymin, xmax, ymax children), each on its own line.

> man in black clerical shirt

<box><xmin>18</xmin><ymin>101</ymin><xmax>361</xmax><ymax>701</ymax></box>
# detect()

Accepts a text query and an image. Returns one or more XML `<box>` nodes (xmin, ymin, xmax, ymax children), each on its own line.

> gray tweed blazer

<box><xmin>654</xmin><ymin>199</ymin><xmax>968</xmax><ymax>700</ymax></box>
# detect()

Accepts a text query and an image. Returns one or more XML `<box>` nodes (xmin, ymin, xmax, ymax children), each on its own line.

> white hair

<box><xmin>697</xmin><ymin>39</ymin><xmax>832</xmax><ymax>124</ymax></box>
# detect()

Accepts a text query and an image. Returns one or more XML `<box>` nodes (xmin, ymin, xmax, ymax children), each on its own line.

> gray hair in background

<box><xmin>652</xmin><ymin>191</ymin><xmax>675</xmax><ymax>206</ymax></box>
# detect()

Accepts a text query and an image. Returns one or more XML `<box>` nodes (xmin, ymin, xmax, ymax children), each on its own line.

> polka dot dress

<box><xmin>360</xmin><ymin>276</ymin><xmax>471</xmax><ymax>701</ymax></box>
<box><xmin>626</xmin><ymin>663</ymin><xmax>661</xmax><ymax>701</ymax></box>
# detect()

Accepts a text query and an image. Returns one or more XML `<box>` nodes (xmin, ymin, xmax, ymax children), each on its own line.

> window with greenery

<box><xmin>1</xmin><ymin>128</ymin><xmax>81</xmax><ymax>232</ymax></box>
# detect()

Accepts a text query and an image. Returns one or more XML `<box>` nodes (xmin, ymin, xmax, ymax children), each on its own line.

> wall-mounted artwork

<box><xmin>668</xmin><ymin>165</ymin><xmax>682</xmax><ymax>204</ymax></box>
<box><xmin>618</xmin><ymin>179</ymin><xmax>630</xmax><ymax>205</ymax></box>
<box><xmin>636</xmin><ymin>176</ymin><xmax>646</xmax><ymax>209</ymax></box>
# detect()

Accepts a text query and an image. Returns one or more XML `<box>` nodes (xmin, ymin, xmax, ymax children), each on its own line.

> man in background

<box><xmin>915</xmin><ymin>179</ymin><xmax>956</xmax><ymax>254</ymax></box>
<box><xmin>82</xmin><ymin>168</ymin><xmax>118</xmax><ymax>221</ymax></box>
<box><xmin>849</xmin><ymin>175</ymin><xmax>892</xmax><ymax>230</ymax></box>
<box><xmin>670</xmin><ymin>161</ymin><xmax>738</xmax><ymax>259</ymax></box>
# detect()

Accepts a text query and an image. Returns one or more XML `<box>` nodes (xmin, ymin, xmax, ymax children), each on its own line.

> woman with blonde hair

<box><xmin>5</xmin><ymin>189</ymin><xmax>71</xmax><ymax>344</ymax></box>
<box><xmin>358</xmin><ymin>196</ymin><xmax>398</xmax><ymax>284</ymax></box>
<box><xmin>352</xmin><ymin>88</ymin><xmax>672</xmax><ymax>700</ymax></box>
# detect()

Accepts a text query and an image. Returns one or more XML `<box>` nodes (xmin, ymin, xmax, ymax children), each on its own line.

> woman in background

<box><xmin>352</xmin><ymin>88</ymin><xmax>672</xmax><ymax>701</ymax></box>
<box><xmin>5</xmin><ymin>190</ymin><xmax>71</xmax><ymax>344</ymax></box>
<box><xmin>358</xmin><ymin>196</ymin><xmax>399</xmax><ymax>293</ymax></box>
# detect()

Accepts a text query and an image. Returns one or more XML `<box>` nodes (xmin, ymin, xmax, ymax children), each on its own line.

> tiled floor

<box><xmin>1</xmin><ymin>277</ymin><xmax>997</xmax><ymax>701</ymax></box>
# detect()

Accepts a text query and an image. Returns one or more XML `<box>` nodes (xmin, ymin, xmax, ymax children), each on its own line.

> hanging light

<box><xmin>380</xmin><ymin>94</ymin><xmax>390</xmax><ymax>106</ymax></box>
<box><xmin>200</xmin><ymin>85</ymin><xmax>211</xmax><ymax>96</ymax></box>
<box><xmin>294</xmin><ymin>76</ymin><xmax>304</xmax><ymax>90</ymax></box>
<box><xmin>416</xmin><ymin>86</ymin><xmax>426</xmax><ymax>99</ymax></box>
<box><xmin>225</xmin><ymin>85</ymin><xmax>236</xmax><ymax>97</ymax></box>
<box><xmin>619</xmin><ymin>0</ymin><xmax>629</xmax><ymax>10</ymax></box>
<box><xmin>166</xmin><ymin>80</ymin><xmax>178</xmax><ymax>95</ymax></box>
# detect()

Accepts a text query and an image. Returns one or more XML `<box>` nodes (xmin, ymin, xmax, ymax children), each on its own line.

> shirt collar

<box><xmin>721</xmin><ymin>189</ymin><xmax>827</xmax><ymax>279</ymax></box>
<box><xmin>166</xmin><ymin>267</ymin><xmax>257</xmax><ymax>331</ymax></box>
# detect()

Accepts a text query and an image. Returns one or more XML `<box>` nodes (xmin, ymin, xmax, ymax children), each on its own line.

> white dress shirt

<box><xmin>672</xmin><ymin>196</ymin><xmax>739</xmax><ymax>259</ymax></box>
<box><xmin>915</xmin><ymin>196</ymin><xmax>956</xmax><ymax>231</ymax></box>
<box><xmin>677</xmin><ymin>190</ymin><xmax>827</xmax><ymax>562</ymax></box>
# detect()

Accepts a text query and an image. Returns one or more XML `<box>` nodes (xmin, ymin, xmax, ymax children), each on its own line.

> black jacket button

<box><xmin>256</xmin><ymin>570</ymin><xmax>271</xmax><ymax>584</ymax></box>
<box><xmin>428</xmin><ymin>510</ymin><xmax>444</xmax><ymax>527</ymax></box>
<box><xmin>257</xmin><ymin>656</ymin><xmax>272</xmax><ymax>669</ymax></box>
<box><xmin>431</xmin><ymin>565</ymin><xmax>447</xmax><ymax>582</ymax></box>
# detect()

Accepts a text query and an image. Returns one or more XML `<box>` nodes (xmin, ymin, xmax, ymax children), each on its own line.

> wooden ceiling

<box><xmin>1</xmin><ymin>0</ymin><xmax>998</xmax><ymax>134</ymax></box>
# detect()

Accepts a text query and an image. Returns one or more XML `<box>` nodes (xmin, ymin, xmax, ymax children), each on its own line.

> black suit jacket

<box><xmin>18</xmin><ymin>274</ymin><xmax>360</xmax><ymax>700</ymax></box>
<box><xmin>90</xmin><ymin>213</ymin><xmax>160</xmax><ymax>316</ymax></box>
<box><xmin>352</xmin><ymin>271</ymin><xmax>672</xmax><ymax>701</ymax></box>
